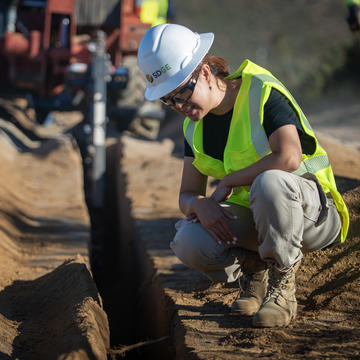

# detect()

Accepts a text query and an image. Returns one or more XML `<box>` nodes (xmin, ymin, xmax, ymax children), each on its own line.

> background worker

<box><xmin>138</xmin><ymin>0</ymin><xmax>175</xmax><ymax>27</ymax></box>
<box><xmin>347</xmin><ymin>0</ymin><xmax>360</xmax><ymax>31</ymax></box>
<box><xmin>137</xmin><ymin>24</ymin><xmax>349</xmax><ymax>328</ymax></box>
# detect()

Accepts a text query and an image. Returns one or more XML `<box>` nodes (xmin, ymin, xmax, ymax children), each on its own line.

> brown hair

<box><xmin>196</xmin><ymin>54</ymin><xmax>230</xmax><ymax>79</ymax></box>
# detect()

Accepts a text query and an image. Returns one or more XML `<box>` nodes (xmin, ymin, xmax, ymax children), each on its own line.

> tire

<box><xmin>118</xmin><ymin>55</ymin><xmax>146</xmax><ymax>108</ymax></box>
<box><xmin>117</xmin><ymin>56</ymin><xmax>164</xmax><ymax>140</ymax></box>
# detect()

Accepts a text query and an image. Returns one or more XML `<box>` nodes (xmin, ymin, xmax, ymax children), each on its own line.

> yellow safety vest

<box><xmin>139</xmin><ymin>0</ymin><xmax>168</xmax><ymax>27</ymax></box>
<box><xmin>183</xmin><ymin>59</ymin><xmax>349</xmax><ymax>243</ymax></box>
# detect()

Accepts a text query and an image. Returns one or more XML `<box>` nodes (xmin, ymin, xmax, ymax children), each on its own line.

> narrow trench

<box><xmin>89</xmin><ymin>139</ymin><xmax>174</xmax><ymax>360</ymax></box>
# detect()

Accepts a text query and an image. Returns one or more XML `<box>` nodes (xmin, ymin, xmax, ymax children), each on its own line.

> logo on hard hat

<box><xmin>146</xmin><ymin>74</ymin><xmax>154</xmax><ymax>83</ymax></box>
<box><xmin>147</xmin><ymin>64</ymin><xmax>172</xmax><ymax>84</ymax></box>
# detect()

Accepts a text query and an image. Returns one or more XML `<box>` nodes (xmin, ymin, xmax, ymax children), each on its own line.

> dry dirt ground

<box><xmin>0</xmin><ymin>100</ymin><xmax>109</xmax><ymax>359</ymax></box>
<box><xmin>121</xmin><ymin>107</ymin><xmax>360</xmax><ymax>359</ymax></box>
<box><xmin>0</xmin><ymin>94</ymin><xmax>359</xmax><ymax>360</ymax></box>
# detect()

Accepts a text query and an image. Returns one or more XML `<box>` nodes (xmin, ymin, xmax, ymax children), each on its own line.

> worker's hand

<box><xmin>348</xmin><ymin>5</ymin><xmax>360</xmax><ymax>31</ymax></box>
<box><xmin>185</xmin><ymin>213</ymin><xmax>199</xmax><ymax>223</ymax></box>
<box><xmin>210</xmin><ymin>179</ymin><xmax>233</xmax><ymax>203</ymax></box>
<box><xmin>191</xmin><ymin>197</ymin><xmax>238</xmax><ymax>245</ymax></box>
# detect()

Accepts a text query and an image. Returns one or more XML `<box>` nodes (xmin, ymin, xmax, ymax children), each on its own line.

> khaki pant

<box><xmin>170</xmin><ymin>170</ymin><xmax>341</xmax><ymax>283</ymax></box>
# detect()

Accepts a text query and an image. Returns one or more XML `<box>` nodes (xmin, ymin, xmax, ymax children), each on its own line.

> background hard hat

<box><xmin>137</xmin><ymin>24</ymin><xmax>214</xmax><ymax>101</ymax></box>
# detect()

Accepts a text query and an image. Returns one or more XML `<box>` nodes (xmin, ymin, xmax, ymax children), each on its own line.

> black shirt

<box><xmin>184</xmin><ymin>88</ymin><xmax>316</xmax><ymax>159</ymax></box>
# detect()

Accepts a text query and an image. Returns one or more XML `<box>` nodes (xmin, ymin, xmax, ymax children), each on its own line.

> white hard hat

<box><xmin>137</xmin><ymin>24</ymin><xmax>214</xmax><ymax>101</ymax></box>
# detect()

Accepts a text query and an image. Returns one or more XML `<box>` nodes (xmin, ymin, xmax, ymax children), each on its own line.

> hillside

<box><xmin>173</xmin><ymin>0</ymin><xmax>359</xmax><ymax>104</ymax></box>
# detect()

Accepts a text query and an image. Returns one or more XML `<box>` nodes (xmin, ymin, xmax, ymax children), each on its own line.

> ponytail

<box><xmin>201</xmin><ymin>54</ymin><xmax>230</xmax><ymax>79</ymax></box>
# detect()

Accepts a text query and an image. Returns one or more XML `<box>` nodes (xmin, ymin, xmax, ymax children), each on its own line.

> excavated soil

<box><xmin>0</xmin><ymin>99</ymin><xmax>109</xmax><ymax>359</ymax></box>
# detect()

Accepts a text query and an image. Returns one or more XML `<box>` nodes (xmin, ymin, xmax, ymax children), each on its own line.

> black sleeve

<box><xmin>263</xmin><ymin>88</ymin><xmax>303</xmax><ymax>137</ymax></box>
<box><xmin>184</xmin><ymin>138</ymin><xmax>194</xmax><ymax>157</ymax></box>
<box><xmin>263</xmin><ymin>88</ymin><xmax>316</xmax><ymax>155</ymax></box>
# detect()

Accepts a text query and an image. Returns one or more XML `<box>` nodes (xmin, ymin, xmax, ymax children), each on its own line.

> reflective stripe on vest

<box><xmin>293</xmin><ymin>155</ymin><xmax>330</xmax><ymax>176</ymax></box>
<box><xmin>184</xmin><ymin>119</ymin><xmax>196</xmax><ymax>151</ymax></box>
<box><xmin>249</xmin><ymin>77</ymin><xmax>269</xmax><ymax>158</ymax></box>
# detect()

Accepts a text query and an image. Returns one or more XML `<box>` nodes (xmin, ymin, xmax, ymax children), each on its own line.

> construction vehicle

<box><xmin>0</xmin><ymin>0</ymin><xmax>166</xmax><ymax>201</ymax></box>
<box><xmin>0</xmin><ymin>0</ymin><xmax>164</xmax><ymax>140</ymax></box>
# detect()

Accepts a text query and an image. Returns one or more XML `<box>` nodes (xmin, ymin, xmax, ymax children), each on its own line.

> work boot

<box><xmin>231</xmin><ymin>251</ymin><xmax>268</xmax><ymax>316</ymax></box>
<box><xmin>252</xmin><ymin>260</ymin><xmax>301</xmax><ymax>327</ymax></box>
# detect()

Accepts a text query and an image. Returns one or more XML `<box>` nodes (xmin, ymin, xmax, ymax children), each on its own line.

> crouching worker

<box><xmin>137</xmin><ymin>24</ymin><xmax>349</xmax><ymax>327</ymax></box>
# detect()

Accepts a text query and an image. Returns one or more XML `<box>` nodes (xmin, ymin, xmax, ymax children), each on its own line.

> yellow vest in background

<box><xmin>183</xmin><ymin>59</ymin><xmax>349</xmax><ymax>243</ymax></box>
<box><xmin>347</xmin><ymin>0</ymin><xmax>360</xmax><ymax>6</ymax></box>
<box><xmin>140</xmin><ymin>0</ymin><xmax>168</xmax><ymax>27</ymax></box>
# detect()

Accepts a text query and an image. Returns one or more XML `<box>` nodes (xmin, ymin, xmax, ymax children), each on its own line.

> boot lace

<box><xmin>239</xmin><ymin>271</ymin><xmax>266</xmax><ymax>297</ymax></box>
<box><xmin>239</xmin><ymin>273</ymin><xmax>251</xmax><ymax>295</ymax></box>
<box><xmin>265</xmin><ymin>267</ymin><xmax>293</xmax><ymax>301</ymax></box>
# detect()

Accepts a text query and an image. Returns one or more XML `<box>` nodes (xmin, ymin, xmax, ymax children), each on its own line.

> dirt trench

<box><xmin>96</xmin><ymin>140</ymin><xmax>174</xmax><ymax>360</ymax></box>
<box><xmin>0</xmin><ymin>98</ymin><xmax>175</xmax><ymax>360</ymax></box>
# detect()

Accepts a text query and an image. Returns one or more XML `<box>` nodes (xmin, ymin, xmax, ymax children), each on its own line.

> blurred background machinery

<box><xmin>0</xmin><ymin>0</ymin><xmax>164</xmax><ymax>141</ymax></box>
<box><xmin>0</xmin><ymin>0</ymin><xmax>168</xmax><ymax>279</ymax></box>
<box><xmin>0</xmin><ymin>0</ymin><xmax>166</xmax><ymax>205</ymax></box>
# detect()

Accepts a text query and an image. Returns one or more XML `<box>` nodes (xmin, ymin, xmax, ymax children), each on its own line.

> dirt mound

<box><xmin>0</xmin><ymin>256</ymin><xmax>109</xmax><ymax>360</ymax></box>
<box><xmin>0</xmin><ymin>103</ymin><xmax>110</xmax><ymax>359</ymax></box>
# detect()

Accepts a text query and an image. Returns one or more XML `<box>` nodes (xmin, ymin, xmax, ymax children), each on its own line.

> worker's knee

<box><xmin>250</xmin><ymin>169</ymin><xmax>299</xmax><ymax>207</ymax></box>
<box><xmin>170</xmin><ymin>220</ymin><xmax>223</xmax><ymax>271</ymax></box>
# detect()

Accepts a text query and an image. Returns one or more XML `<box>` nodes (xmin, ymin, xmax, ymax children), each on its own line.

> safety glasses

<box><xmin>160</xmin><ymin>72</ymin><xmax>199</xmax><ymax>106</ymax></box>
